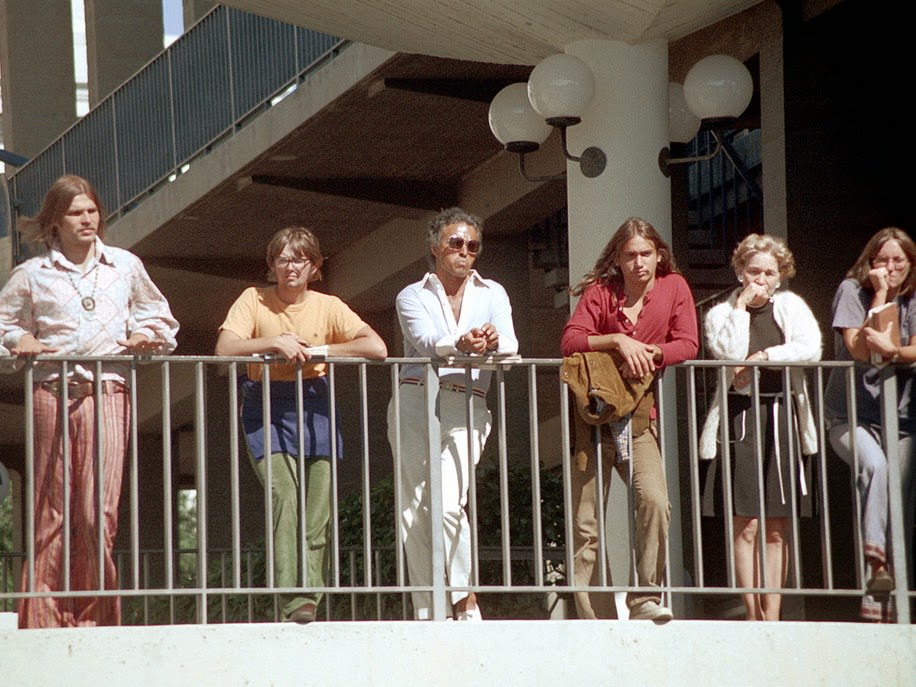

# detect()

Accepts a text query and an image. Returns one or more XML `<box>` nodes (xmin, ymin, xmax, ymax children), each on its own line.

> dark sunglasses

<box><xmin>446</xmin><ymin>235</ymin><xmax>481</xmax><ymax>254</ymax></box>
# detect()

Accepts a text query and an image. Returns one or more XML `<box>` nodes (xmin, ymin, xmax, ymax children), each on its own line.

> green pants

<box><xmin>251</xmin><ymin>453</ymin><xmax>331</xmax><ymax>619</ymax></box>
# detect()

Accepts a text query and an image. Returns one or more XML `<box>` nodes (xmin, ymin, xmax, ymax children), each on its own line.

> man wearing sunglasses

<box><xmin>387</xmin><ymin>207</ymin><xmax>518</xmax><ymax>621</ymax></box>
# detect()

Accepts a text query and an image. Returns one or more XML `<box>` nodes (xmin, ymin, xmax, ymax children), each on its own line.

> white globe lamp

<box><xmin>668</xmin><ymin>83</ymin><xmax>701</xmax><ymax>143</ymax></box>
<box><xmin>683</xmin><ymin>54</ymin><xmax>753</xmax><ymax>124</ymax></box>
<box><xmin>488</xmin><ymin>83</ymin><xmax>553</xmax><ymax>153</ymax></box>
<box><xmin>527</xmin><ymin>53</ymin><xmax>595</xmax><ymax>126</ymax></box>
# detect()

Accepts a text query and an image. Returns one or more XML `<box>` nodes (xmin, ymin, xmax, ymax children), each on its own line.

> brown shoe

<box><xmin>866</xmin><ymin>569</ymin><xmax>894</xmax><ymax>593</ymax></box>
<box><xmin>289</xmin><ymin>602</ymin><xmax>317</xmax><ymax>624</ymax></box>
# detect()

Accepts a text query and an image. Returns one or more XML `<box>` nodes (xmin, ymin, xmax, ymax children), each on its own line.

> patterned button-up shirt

<box><xmin>0</xmin><ymin>238</ymin><xmax>179</xmax><ymax>383</ymax></box>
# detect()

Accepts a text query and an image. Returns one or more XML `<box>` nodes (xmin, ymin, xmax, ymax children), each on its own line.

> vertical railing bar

<box><xmin>225</xmin><ymin>8</ymin><xmax>237</xmax><ymax>127</ymax></box>
<box><xmin>358</xmin><ymin>364</ymin><xmax>373</xmax><ymax>588</ymax></box>
<box><xmin>374</xmin><ymin>549</ymin><xmax>383</xmax><ymax>619</ymax></box>
<box><xmin>686</xmin><ymin>366</ymin><xmax>704</xmax><ymax>588</ymax></box>
<box><xmin>294</xmin><ymin>363</ymin><xmax>307</xmax><ymax>601</ymax></box>
<box><xmin>559</xmin><ymin>373</ymin><xmax>575</xmax><ymax>598</ymax></box>
<box><xmin>718</xmin><ymin>364</ymin><xmax>736</xmax><ymax>588</ymax></box>
<box><xmin>260</xmin><ymin>360</ymin><xmax>274</xmax><ymax>589</ymax></box>
<box><xmin>845</xmin><ymin>365</ymin><xmax>864</xmax><ymax>588</ymax></box>
<box><xmin>110</xmin><ymin>88</ymin><xmax>121</xmax><ymax>210</ymax></box>
<box><xmin>128</xmin><ymin>360</ymin><xmax>140</xmax><ymax>590</ymax></box>
<box><xmin>165</xmin><ymin>43</ymin><xmax>179</xmax><ymax>175</ymax></box>
<box><xmin>527</xmin><ymin>364</ymin><xmax>545</xmax><ymax>587</ymax></box>
<box><xmin>348</xmin><ymin>549</ymin><xmax>357</xmax><ymax>621</ymax></box>
<box><xmin>656</xmin><ymin>370</ymin><xmax>672</xmax><ymax>603</ymax></box>
<box><xmin>424</xmin><ymin>362</ymin><xmax>446</xmax><ymax>621</ymax></box>
<box><xmin>24</xmin><ymin>361</ymin><xmax>36</xmax><ymax>594</ymax></box>
<box><xmin>749</xmin><ymin>365</ymin><xmax>769</xmax><ymax>596</ymax></box>
<box><xmin>390</xmin><ymin>363</ymin><xmax>410</xmax><ymax>620</ymax></box>
<box><xmin>495</xmin><ymin>365</ymin><xmax>511</xmax><ymax>587</ymax></box>
<box><xmin>194</xmin><ymin>362</ymin><xmax>209</xmax><ymax>623</ymax></box>
<box><xmin>328</xmin><ymin>362</ymin><xmax>341</xmax><ymax>593</ymax></box>
<box><xmin>161</xmin><ymin>361</ymin><xmax>175</xmax><ymax>590</ymax></box>
<box><xmin>227</xmin><ymin>361</ymin><xmax>241</xmax><ymax>588</ymax></box>
<box><xmin>814</xmin><ymin>366</ymin><xmax>835</xmax><ymax>589</ymax></box>
<box><xmin>94</xmin><ymin>361</ymin><xmax>105</xmax><ymax>596</ymax></box>
<box><xmin>61</xmin><ymin>361</ymin><xmax>72</xmax><ymax>593</ymax></box>
<box><xmin>593</xmin><ymin>423</ymin><xmax>608</xmax><ymax>591</ymax></box>
<box><xmin>783</xmin><ymin>365</ymin><xmax>803</xmax><ymax>591</ymax></box>
<box><xmin>879</xmin><ymin>365</ymin><xmax>910</xmax><ymax>623</ymax></box>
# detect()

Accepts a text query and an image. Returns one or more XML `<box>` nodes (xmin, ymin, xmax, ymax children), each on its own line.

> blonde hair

<box><xmin>731</xmin><ymin>233</ymin><xmax>796</xmax><ymax>280</ymax></box>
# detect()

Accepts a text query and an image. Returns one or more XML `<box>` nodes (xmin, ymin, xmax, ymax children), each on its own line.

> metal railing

<box><xmin>4</xmin><ymin>5</ymin><xmax>346</xmax><ymax>261</ymax></box>
<box><xmin>0</xmin><ymin>355</ymin><xmax>911</xmax><ymax>624</ymax></box>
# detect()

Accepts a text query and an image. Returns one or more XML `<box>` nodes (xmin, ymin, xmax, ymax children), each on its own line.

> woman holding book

<box><xmin>824</xmin><ymin>227</ymin><xmax>916</xmax><ymax>622</ymax></box>
<box><xmin>700</xmin><ymin>233</ymin><xmax>821</xmax><ymax>621</ymax></box>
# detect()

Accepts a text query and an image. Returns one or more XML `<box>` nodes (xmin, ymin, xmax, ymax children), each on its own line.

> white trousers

<box><xmin>387</xmin><ymin>384</ymin><xmax>491</xmax><ymax>618</ymax></box>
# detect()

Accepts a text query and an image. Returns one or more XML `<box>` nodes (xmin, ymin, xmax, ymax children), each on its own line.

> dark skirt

<box><xmin>702</xmin><ymin>393</ymin><xmax>814</xmax><ymax>519</ymax></box>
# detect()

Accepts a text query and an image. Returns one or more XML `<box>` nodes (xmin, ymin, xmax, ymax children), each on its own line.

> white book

<box><xmin>866</xmin><ymin>302</ymin><xmax>900</xmax><ymax>366</ymax></box>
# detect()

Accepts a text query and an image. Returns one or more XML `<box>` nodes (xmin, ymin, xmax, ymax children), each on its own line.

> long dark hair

<box><xmin>569</xmin><ymin>216</ymin><xmax>678</xmax><ymax>296</ymax></box>
<box><xmin>847</xmin><ymin>227</ymin><xmax>916</xmax><ymax>297</ymax></box>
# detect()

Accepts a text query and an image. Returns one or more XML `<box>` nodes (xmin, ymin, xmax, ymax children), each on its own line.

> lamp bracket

<box><xmin>559</xmin><ymin>127</ymin><xmax>606</xmax><ymax>179</ymax></box>
<box><xmin>516</xmin><ymin>152</ymin><xmax>566</xmax><ymax>183</ymax></box>
<box><xmin>658</xmin><ymin>129</ymin><xmax>724</xmax><ymax>177</ymax></box>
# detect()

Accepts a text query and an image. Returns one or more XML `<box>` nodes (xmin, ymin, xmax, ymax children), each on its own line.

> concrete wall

<box><xmin>2</xmin><ymin>617</ymin><xmax>913</xmax><ymax>686</ymax></box>
<box><xmin>0</xmin><ymin>0</ymin><xmax>76</xmax><ymax>157</ymax></box>
<box><xmin>85</xmin><ymin>0</ymin><xmax>165</xmax><ymax>106</ymax></box>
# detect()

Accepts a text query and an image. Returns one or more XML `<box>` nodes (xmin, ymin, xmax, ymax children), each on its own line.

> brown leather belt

<box><xmin>38</xmin><ymin>380</ymin><xmax>127</xmax><ymax>399</ymax></box>
<box><xmin>400</xmin><ymin>376</ymin><xmax>486</xmax><ymax>399</ymax></box>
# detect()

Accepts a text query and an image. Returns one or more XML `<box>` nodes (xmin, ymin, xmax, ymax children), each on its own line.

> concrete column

<box><xmin>564</xmin><ymin>38</ymin><xmax>672</xmax><ymax>275</ymax></box>
<box><xmin>183</xmin><ymin>0</ymin><xmax>218</xmax><ymax>27</ymax></box>
<box><xmin>563</xmin><ymin>39</ymin><xmax>686</xmax><ymax>616</ymax></box>
<box><xmin>84</xmin><ymin>0</ymin><xmax>164</xmax><ymax>106</ymax></box>
<box><xmin>0</xmin><ymin>0</ymin><xmax>76</xmax><ymax>158</ymax></box>
<box><xmin>760</xmin><ymin>36</ymin><xmax>787</xmax><ymax>239</ymax></box>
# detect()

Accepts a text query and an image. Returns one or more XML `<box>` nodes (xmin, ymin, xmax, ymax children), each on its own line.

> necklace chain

<box><xmin>65</xmin><ymin>264</ymin><xmax>99</xmax><ymax>311</ymax></box>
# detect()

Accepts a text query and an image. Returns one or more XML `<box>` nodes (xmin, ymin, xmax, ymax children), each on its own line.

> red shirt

<box><xmin>561</xmin><ymin>272</ymin><xmax>699</xmax><ymax>367</ymax></box>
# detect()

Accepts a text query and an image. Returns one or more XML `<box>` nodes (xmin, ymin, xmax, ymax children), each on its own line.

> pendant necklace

<box><xmin>65</xmin><ymin>264</ymin><xmax>99</xmax><ymax>312</ymax></box>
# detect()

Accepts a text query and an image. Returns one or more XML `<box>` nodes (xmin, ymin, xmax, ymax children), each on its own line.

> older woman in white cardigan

<box><xmin>700</xmin><ymin>233</ymin><xmax>822</xmax><ymax>621</ymax></box>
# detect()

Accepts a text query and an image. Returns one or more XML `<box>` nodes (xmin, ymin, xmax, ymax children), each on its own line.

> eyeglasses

<box><xmin>872</xmin><ymin>256</ymin><xmax>909</xmax><ymax>268</ymax></box>
<box><xmin>445</xmin><ymin>235</ymin><xmax>481</xmax><ymax>254</ymax></box>
<box><xmin>273</xmin><ymin>255</ymin><xmax>309</xmax><ymax>268</ymax></box>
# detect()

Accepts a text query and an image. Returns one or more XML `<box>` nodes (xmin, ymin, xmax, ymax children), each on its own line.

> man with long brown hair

<box><xmin>0</xmin><ymin>174</ymin><xmax>179</xmax><ymax>628</ymax></box>
<box><xmin>561</xmin><ymin>216</ymin><xmax>698</xmax><ymax>621</ymax></box>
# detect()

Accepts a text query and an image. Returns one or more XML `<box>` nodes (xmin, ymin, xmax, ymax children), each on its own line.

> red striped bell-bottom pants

<box><xmin>18</xmin><ymin>385</ymin><xmax>129</xmax><ymax>628</ymax></box>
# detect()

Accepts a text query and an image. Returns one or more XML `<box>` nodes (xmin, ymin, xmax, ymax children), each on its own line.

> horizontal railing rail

<box><xmin>0</xmin><ymin>355</ymin><xmax>911</xmax><ymax>624</ymax></box>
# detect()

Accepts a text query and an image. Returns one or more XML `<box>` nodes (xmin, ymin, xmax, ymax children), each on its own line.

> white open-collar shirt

<box><xmin>395</xmin><ymin>270</ymin><xmax>518</xmax><ymax>392</ymax></box>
